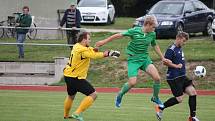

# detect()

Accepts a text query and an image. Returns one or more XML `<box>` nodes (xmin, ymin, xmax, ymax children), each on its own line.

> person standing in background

<box><xmin>60</xmin><ymin>4</ymin><xmax>81</xmax><ymax>49</ymax></box>
<box><xmin>16</xmin><ymin>6</ymin><xmax>32</xmax><ymax>59</ymax></box>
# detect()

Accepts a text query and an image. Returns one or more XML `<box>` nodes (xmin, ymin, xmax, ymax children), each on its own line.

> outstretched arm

<box><xmin>95</xmin><ymin>33</ymin><xmax>123</xmax><ymax>47</ymax></box>
<box><xmin>153</xmin><ymin>45</ymin><xmax>165</xmax><ymax>61</ymax></box>
<box><xmin>153</xmin><ymin>45</ymin><xmax>173</xmax><ymax>64</ymax></box>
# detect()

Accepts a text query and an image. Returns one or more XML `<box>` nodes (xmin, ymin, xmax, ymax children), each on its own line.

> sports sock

<box><xmin>162</xmin><ymin>97</ymin><xmax>179</xmax><ymax>110</ymax></box>
<box><xmin>75</xmin><ymin>96</ymin><xmax>94</xmax><ymax>114</ymax></box>
<box><xmin>189</xmin><ymin>95</ymin><xmax>196</xmax><ymax>117</ymax></box>
<box><xmin>64</xmin><ymin>96</ymin><xmax>73</xmax><ymax>117</ymax></box>
<box><xmin>118</xmin><ymin>82</ymin><xmax>130</xmax><ymax>98</ymax></box>
<box><xmin>153</xmin><ymin>82</ymin><xmax>160</xmax><ymax>99</ymax></box>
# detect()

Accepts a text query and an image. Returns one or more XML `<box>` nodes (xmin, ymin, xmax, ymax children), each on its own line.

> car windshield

<box><xmin>78</xmin><ymin>0</ymin><xmax>106</xmax><ymax>7</ymax></box>
<box><xmin>149</xmin><ymin>2</ymin><xmax>184</xmax><ymax>15</ymax></box>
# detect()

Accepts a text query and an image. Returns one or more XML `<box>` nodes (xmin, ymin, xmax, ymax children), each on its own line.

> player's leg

<box><xmin>64</xmin><ymin>76</ymin><xmax>77</xmax><ymax>119</ymax></box>
<box><xmin>155</xmin><ymin>77</ymin><xmax>184</xmax><ymax>121</ymax></box>
<box><xmin>115</xmin><ymin>77</ymin><xmax>137</xmax><ymax>107</ymax></box>
<box><xmin>64</xmin><ymin>95</ymin><xmax>75</xmax><ymax>119</ymax></box>
<box><xmin>72</xmin><ymin>79</ymin><xmax>97</xmax><ymax>121</ymax></box>
<box><xmin>115</xmin><ymin>61</ymin><xmax>140</xmax><ymax>107</ymax></box>
<box><xmin>184</xmin><ymin>77</ymin><xmax>199</xmax><ymax>121</ymax></box>
<box><xmin>145</xmin><ymin>64</ymin><xmax>162</xmax><ymax>105</ymax></box>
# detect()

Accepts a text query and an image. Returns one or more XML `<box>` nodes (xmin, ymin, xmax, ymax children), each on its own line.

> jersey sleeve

<box><xmin>82</xmin><ymin>47</ymin><xmax>104</xmax><ymax>59</ymax></box>
<box><xmin>121</xmin><ymin>28</ymin><xmax>135</xmax><ymax>37</ymax></box>
<box><xmin>164</xmin><ymin>49</ymin><xmax>174</xmax><ymax>60</ymax></box>
<box><xmin>151</xmin><ymin>32</ymin><xmax>157</xmax><ymax>47</ymax></box>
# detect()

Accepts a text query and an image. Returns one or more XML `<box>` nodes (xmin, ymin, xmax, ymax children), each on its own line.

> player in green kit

<box><xmin>96</xmin><ymin>15</ymin><xmax>168</xmax><ymax>108</ymax></box>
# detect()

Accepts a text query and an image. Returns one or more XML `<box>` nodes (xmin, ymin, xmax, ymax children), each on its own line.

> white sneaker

<box><xmin>155</xmin><ymin>105</ymin><xmax>163</xmax><ymax>121</ymax></box>
<box><xmin>189</xmin><ymin>116</ymin><xmax>200</xmax><ymax>121</ymax></box>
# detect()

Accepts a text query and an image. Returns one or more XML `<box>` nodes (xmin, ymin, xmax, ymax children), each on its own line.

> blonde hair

<box><xmin>144</xmin><ymin>15</ymin><xmax>158</xmax><ymax>27</ymax></box>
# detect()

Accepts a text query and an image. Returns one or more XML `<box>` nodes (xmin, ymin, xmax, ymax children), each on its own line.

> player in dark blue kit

<box><xmin>155</xmin><ymin>32</ymin><xmax>200</xmax><ymax>121</ymax></box>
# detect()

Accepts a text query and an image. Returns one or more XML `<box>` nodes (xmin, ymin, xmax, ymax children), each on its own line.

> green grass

<box><xmin>82</xmin><ymin>17</ymin><xmax>136</xmax><ymax>30</ymax></box>
<box><xmin>0</xmin><ymin>90</ymin><xmax>214</xmax><ymax>121</ymax></box>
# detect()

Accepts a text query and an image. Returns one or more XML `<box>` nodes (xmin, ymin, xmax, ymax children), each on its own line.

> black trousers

<box><xmin>66</xmin><ymin>30</ymin><xmax>79</xmax><ymax>49</ymax></box>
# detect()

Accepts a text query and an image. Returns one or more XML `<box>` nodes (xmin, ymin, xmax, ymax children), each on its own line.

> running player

<box><xmin>96</xmin><ymin>15</ymin><xmax>168</xmax><ymax>108</ymax></box>
<box><xmin>63</xmin><ymin>32</ymin><xmax>119</xmax><ymax>121</ymax></box>
<box><xmin>155</xmin><ymin>32</ymin><xmax>200</xmax><ymax>121</ymax></box>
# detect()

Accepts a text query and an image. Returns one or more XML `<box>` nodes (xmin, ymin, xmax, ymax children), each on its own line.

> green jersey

<box><xmin>121</xmin><ymin>27</ymin><xmax>157</xmax><ymax>60</ymax></box>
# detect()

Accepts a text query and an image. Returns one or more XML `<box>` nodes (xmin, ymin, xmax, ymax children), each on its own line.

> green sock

<box><xmin>153</xmin><ymin>82</ymin><xmax>161</xmax><ymax>99</ymax></box>
<box><xmin>118</xmin><ymin>82</ymin><xmax>130</xmax><ymax>98</ymax></box>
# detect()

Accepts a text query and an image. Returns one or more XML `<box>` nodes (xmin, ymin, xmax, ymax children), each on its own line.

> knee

<box><xmin>153</xmin><ymin>76</ymin><xmax>161</xmax><ymax>82</ymax></box>
<box><xmin>186</xmin><ymin>86</ymin><xmax>197</xmax><ymax>96</ymax></box>
<box><xmin>129</xmin><ymin>79</ymin><xmax>137</xmax><ymax>87</ymax></box>
<box><xmin>176</xmin><ymin>96</ymin><xmax>183</xmax><ymax>103</ymax></box>
<box><xmin>190</xmin><ymin>89</ymin><xmax>197</xmax><ymax>96</ymax></box>
<box><xmin>90</xmin><ymin>91</ymin><xmax>97</xmax><ymax>100</ymax></box>
<box><xmin>68</xmin><ymin>95</ymin><xmax>75</xmax><ymax>100</ymax></box>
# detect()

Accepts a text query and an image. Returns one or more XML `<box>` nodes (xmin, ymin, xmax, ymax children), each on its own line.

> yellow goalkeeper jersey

<box><xmin>64</xmin><ymin>43</ymin><xmax>104</xmax><ymax>79</ymax></box>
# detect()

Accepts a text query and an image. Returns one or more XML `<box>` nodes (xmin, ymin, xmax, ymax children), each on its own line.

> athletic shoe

<box><xmin>115</xmin><ymin>94</ymin><xmax>122</xmax><ymax>108</ymax></box>
<box><xmin>188</xmin><ymin>116</ymin><xmax>200</xmax><ymax>121</ymax></box>
<box><xmin>72</xmin><ymin>113</ymin><xmax>84</xmax><ymax>121</ymax></box>
<box><xmin>63</xmin><ymin>116</ymin><xmax>72</xmax><ymax>119</ymax></box>
<box><xmin>155</xmin><ymin>105</ymin><xmax>163</xmax><ymax>121</ymax></box>
<box><xmin>151</xmin><ymin>97</ymin><xmax>164</xmax><ymax>107</ymax></box>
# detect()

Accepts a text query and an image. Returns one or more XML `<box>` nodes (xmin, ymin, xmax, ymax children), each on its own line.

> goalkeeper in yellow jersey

<box><xmin>63</xmin><ymin>32</ymin><xmax>120</xmax><ymax>121</ymax></box>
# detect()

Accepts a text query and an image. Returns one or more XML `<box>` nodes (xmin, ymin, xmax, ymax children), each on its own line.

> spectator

<box><xmin>60</xmin><ymin>4</ymin><xmax>81</xmax><ymax>49</ymax></box>
<box><xmin>16</xmin><ymin>6</ymin><xmax>32</xmax><ymax>59</ymax></box>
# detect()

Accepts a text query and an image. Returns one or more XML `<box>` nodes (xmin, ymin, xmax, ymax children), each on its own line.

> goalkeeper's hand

<box><xmin>108</xmin><ymin>50</ymin><xmax>120</xmax><ymax>58</ymax></box>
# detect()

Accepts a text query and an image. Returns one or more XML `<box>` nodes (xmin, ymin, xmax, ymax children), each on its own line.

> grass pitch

<box><xmin>0</xmin><ymin>90</ymin><xmax>214</xmax><ymax>121</ymax></box>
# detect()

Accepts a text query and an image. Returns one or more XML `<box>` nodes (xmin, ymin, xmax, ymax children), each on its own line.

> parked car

<box><xmin>77</xmin><ymin>0</ymin><xmax>115</xmax><ymax>24</ymax></box>
<box><xmin>212</xmin><ymin>19</ymin><xmax>215</xmax><ymax>40</ymax></box>
<box><xmin>133</xmin><ymin>0</ymin><xmax>215</xmax><ymax>38</ymax></box>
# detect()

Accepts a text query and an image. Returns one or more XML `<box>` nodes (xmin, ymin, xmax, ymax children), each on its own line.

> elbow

<box><xmin>163</xmin><ymin>62</ymin><xmax>167</xmax><ymax>66</ymax></box>
<box><xmin>116</xmin><ymin>33</ymin><xmax>123</xmax><ymax>38</ymax></box>
<box><xmin>163</xmin><ymin>61</ymin><xmax>169</xmax><ymax>66</ymax></box>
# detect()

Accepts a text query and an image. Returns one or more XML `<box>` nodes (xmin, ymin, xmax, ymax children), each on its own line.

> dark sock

<box><xmin>189</xmin><ymin>95</ymin><xmax>196</xmax><ymax>117</ymax></box>
<box><xmin>161</xmin><ymin>97</ymin><xmax>179</xmax><ymax>110</ymax></box>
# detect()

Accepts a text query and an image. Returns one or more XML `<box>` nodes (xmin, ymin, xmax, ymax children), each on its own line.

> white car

<box><xmin>77</xmin><ymin>0</ymin><xmax>115</xmax><ymax>24</ymax></box>
<box><xmin>212</xmin><ymin>19</ymin><xmax>215</xmax><ymax>41</ymax></box>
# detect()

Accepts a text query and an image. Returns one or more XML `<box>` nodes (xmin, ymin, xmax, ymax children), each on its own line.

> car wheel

<box><xmin>213</xmin><ymin>35</ymin><xmax>215</xmax><ymax>41</ymax></box>
<box><xmin>106</xmin><ymin>15</ymin><xmax>111</xmax><ymax>25</ymax></box>
<box><xmin>176</xmin><ymin>23</ymin><xmax>183</xmax><ymax>35</ymax></box>
<box><xmin>203</xmin><ymin>21</ymin><xmax>212</xmax><ymax>36</ymax></box>
<box><xmin>111</xmin><ymin>15</ymin><xmax>115</xmax><ymax>24</ymax></box>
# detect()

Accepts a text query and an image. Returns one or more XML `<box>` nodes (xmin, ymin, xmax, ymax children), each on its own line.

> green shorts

<box><xmin>127</xmin><ymin>56</ymin><xmax>153</xmax><ymax>78</ymax></box>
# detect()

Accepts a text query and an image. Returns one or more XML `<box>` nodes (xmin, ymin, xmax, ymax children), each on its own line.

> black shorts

<box><xmin>167</xmin><ymin>76</ymin><xmax>193</xmax><ymax>97</ymax></box>
<box><xmin>64</xmin><ymin>76</ymin><xmax>95</xmax><ymax>96</ymax></box>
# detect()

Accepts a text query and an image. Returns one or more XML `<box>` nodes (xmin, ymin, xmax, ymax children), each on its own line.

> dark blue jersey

<box><xmin>164</xmin><ymin>44</ymin><xmax>186</xmax><ymax>80</ymax></box>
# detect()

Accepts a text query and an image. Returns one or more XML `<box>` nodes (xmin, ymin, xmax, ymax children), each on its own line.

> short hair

<box><xmin>176</xmin><ymin>32</ymin><xmax>189</xmax><ymax>40</ymax></box>
<box><xmin>144</xmin><ymin>15</ymin><xmax>158</xmax><ymax>26</ymax></box>
<box><xmin>23</xmin><ymin>6</ymin><xmax>30</xmax><ymax>11</ymax></box>
<box><xmin>77</xmin><ymin>32</ymin><xmax>90</xmax><ymax>42</ymax></box>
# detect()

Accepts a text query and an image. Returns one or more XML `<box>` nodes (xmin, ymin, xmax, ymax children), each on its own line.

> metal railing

<box><xmin>0</xmin><ymin>42</ymin><xmax>73</xmax><ymax>46</ymax></box>
<box><xmin>0</xmin><ymin>26</ymin><xmax>124</xmax><ymax>32</ymax></box>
